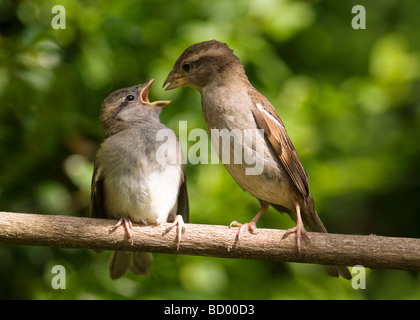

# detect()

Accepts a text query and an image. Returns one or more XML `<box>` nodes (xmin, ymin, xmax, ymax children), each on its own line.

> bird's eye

<box><xmin>126</xmin><ymin>95</ymin><xmax>135</xmax><ymax>101</ymax></box>
<box><xmin>182</xmin><ymin>62</ymin><xmax>191</xmax><ymax>72</ymax></box>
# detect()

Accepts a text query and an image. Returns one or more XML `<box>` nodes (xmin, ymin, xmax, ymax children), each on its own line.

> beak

<box><xmin>141</xmin><ymin>79</ymin><xmax>171</xmax><ymax>107</ymax></box>
<box><xmin>163</xmin><ymin>71</ymin><xmax>187</xmax><ymax>91</ymax></box>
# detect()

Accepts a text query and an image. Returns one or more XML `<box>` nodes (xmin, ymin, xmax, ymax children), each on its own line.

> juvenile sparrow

<box><xmin>164</xmin><ymin>40</ymin><xmax>351</xmax><ymax>279</ymax></box>
<box><xmin>91</xmin><ymin>79</ymin><xmax>189</xmax><ymax>279</ymax></box>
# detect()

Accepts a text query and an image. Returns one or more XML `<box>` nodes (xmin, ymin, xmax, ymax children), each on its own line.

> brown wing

<box><xmin>177</xmin><ymin>173</ymin><xmax>189</xmax><ymax>223</ymax></box>
<box><xmin>249</xmin><ymin>89</ymin><xmax>309</xmax><ymax>199</ymax></box>
<box><xmin>90</xmin><ymin>161</ymin><xmax>107</xmax><ymax>219</ymax></box>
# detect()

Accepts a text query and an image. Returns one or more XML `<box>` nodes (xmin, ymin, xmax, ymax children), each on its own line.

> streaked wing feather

<box><xmin>90</xmin><ymin>161</ymin><xmax>107</xmax><ymax>219</ymax></box>
<box><xmin>249</xmin><ymin>90</ymin><xmax>309</xmax><ymax>198</ymax></box>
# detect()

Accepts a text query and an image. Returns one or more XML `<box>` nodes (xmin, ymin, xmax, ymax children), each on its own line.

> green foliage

<box><xmin>1</xmin><ymin>0</ymin><xmax>420</xmax><ymax>299</ymax></box>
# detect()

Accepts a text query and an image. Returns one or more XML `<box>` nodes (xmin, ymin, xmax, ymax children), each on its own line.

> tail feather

<box><xmin>108</xmin><ymin>251</ymin><xmax>153</xmax><ymax>279</ymax></box>
<box><xmin>130</xmin><ymin>252</ymin><xmax>153</xmax><ymax>275</ymax></box>
<box><xmin>303</xmin><ymin>201</ymin><xmax>352</xmax><ymax>280</ymax></box>
<box><xmin>326</xmin><ymin>265</ymin><xmax>353</xmax><ymax>280</ymax></box>
<box><xmin>273</xmin><ymin>197</ymin><xmax>352</xmax><ymax>280</ymax></box>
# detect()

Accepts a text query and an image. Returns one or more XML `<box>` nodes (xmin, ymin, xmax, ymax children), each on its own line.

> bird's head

<box><xmin>163</xmin><ymin>40</ymin><xmax>245</xmax><ymax>92</ymax></box>
<box><xmin>100</xmin><ymin>79</ymin><xmax>170</xmax><ymax>136</ymax></box>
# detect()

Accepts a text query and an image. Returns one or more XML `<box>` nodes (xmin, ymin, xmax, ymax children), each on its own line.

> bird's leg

<box><xmin>164</xmin><ymin>215</ymin><xmax>186</xmax><ymax>250</ymax></box>
<box><xmin>230</xmin><ymin>203</ymin><xmax>269</xmax><ymax>241</ymax></box>
<box><xmin>282</xmin><ymin>200</ymin><xmax>309</xmax><ymax>255</ymax></box>
<box><xmin>109</xmin><ymin>217</ymin><xmax>133</xmax><ymax>245</ymax></box>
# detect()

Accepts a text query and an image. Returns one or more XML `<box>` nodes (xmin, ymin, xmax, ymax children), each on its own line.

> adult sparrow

<box><xmin>91</xmin><ymin>79</ymin><xmax>189</xmax><ymax>279</ymax></box>
<box><xmin>164</xmin><ymin>40</ymin><xmax>350</xmax><ymax>279</ymax></box>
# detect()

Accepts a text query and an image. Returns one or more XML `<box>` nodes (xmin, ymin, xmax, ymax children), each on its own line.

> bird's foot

<box><xmin>229</xmin><ymin>221</ymin><xmax>258</xmax><ymax>241</ymax></box>
<box><xmin>282</xmin><ymin>219</ymin><xmax>309</xmax><ymax>255</ymax></box>
<box><xmin>164</xmin><ymin>215</ymin><xmax>186</xmax><ymax>250</ymax></box>
<box><xmin>109</xmin><ymin>218</ymin><xmax>133</xmax><ymax>245</ymax></box>
<box><xmin>229</xmin><ymin>203</ymin><xmax>268</xmax><ymax>245</ymax></box>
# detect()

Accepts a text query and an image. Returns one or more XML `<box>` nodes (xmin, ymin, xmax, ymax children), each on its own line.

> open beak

<box><xmin>163</xmin><ymin>71</ymin><xmax>187</xmax><ymax>91</ymax></box>
<box><xmin>140</xmin><ymin>79</ymin><xmax>171</xmax><ymax>107</ymax></box>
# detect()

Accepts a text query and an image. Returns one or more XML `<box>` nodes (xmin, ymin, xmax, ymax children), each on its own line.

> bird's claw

<box><xmin>164</xmin><ymin>215</ymin><xmax>186</xmax><ymax>250</ymax></box>
<box><xmin>282</xmin><ymin>220</ymin><xmax>309</xmax><ymax>255</ymax></box>
<box><xmin>109</xmin><ymin>218</ymin><xmax>134</xmax><ymax>245</ymax></box>
<box><xmin>229</xmin><ymin>221</ymin><xmax>257</xmax><ymax>241</ymax></box>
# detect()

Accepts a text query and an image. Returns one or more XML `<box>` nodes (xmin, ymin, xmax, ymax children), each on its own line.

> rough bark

<box><xmin>1</xmin><ymin>211</ymin><xmax>420</xmax><ymax>271</ymax></box>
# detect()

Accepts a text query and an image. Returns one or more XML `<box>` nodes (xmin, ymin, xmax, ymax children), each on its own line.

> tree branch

<box><xmin>1</xmin><ymin>211</ymin><xmax>420</xmax><ymax>272</ymax></box>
